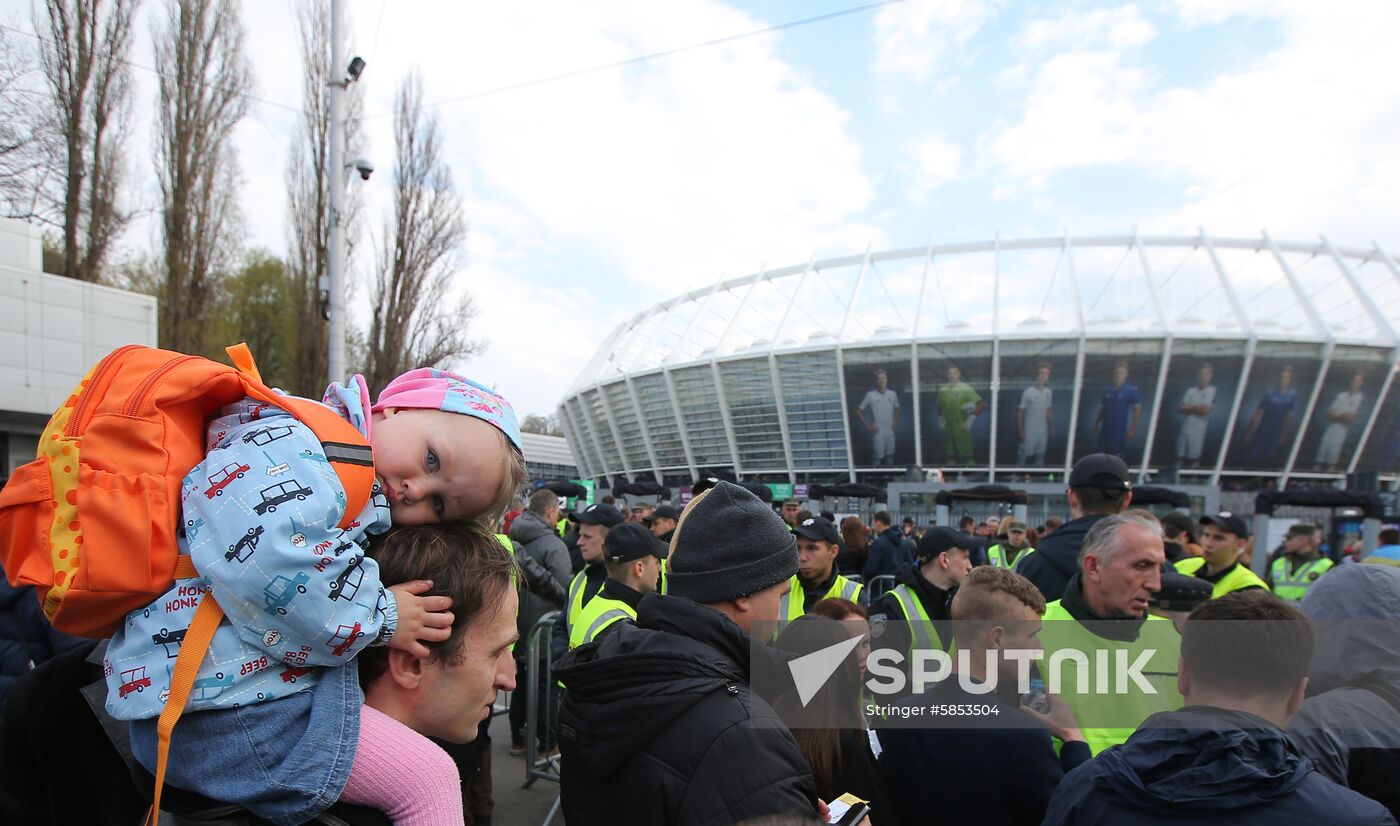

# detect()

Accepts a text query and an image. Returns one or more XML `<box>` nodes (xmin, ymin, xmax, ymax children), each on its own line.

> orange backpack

<box><xmin>0</xmin><ymin>342</ymin><xmax>374</xmax><ymax>823</ymax></box>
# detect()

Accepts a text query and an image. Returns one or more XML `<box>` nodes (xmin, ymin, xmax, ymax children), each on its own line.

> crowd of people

<box><xmin>1</xmin><ymin>354</ymin><xmax>1397</xmax><ymax>826</ymax></box>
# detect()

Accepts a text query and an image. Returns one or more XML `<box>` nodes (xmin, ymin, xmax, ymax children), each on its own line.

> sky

<box><xmin>4</xmin><ymin>0</ymin><xmax>1399</xmax><ymax>420</ymax></box>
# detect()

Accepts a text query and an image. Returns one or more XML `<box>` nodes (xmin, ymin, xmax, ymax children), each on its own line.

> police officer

<box><xmin>777</xmin><ymin>517</ymin><xmax>865</xmax><ymax>623</ymax></box>
<box><xmin>643</xmin><ymin>504</ymin><xmax>679</xmax><ymax>543</ymax></box>
<box><xmin>569</xmin><ymin>523</ymin><xmax>667</xmax><ymax>648</ymax></box>
<box><xmin>987</xmin><ymin>520</ymin><xmax>1033</xmax><ymax>569</ymax></box>
<box><xmin>1176</xmin><ymin>512</ymin><xmax>1270</xmax><ymax>598</ymax></box>
<box><xmin>1267</xmin><ymin>523</ymin><xmax>1332</xmax><ymax>601</ymax></box>
<box><xmin>562</xmin><ymin>503</ymin><xmax>625</xmax><ymax>643</ymax></box>
<box><xmin>869</xmin><ymin>526</ymin><xmax>973</xmax><ymax>677</ymax></box>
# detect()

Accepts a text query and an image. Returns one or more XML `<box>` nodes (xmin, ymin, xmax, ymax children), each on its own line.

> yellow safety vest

<box><xmin>778</xmin><ymin>573</ymin><xmax>864</xmax><ymax>623</ymax></box>
<box><xmin>566</xmin><ymin>567</ymin><xmax>603</xmax><ymax>630</ymax></box>
<box><xmin>1174</xmin><ymin>557</ymin><xmax>1271</xmax><ymax>598</ymax></box>
<box><xmin>886</xmin><ymin>583</ymin><xmax>943</xmax><ymax>655</ymax></box>
<box><xmin>987</xmin><ymin>543</ymin><xmax>1033</xmax><ymax>569</ymax></box>
<box><xmin>568</xmin><ymin>592</ymin><xmax>635</xmax><ymax>649</ymax></box>
<box><xmin>1269</xmin><ymin>556</ymin><xmax>1333</xmax><ymax>602</ymax></box>
<box><xmin>1039</xmin><ymin>600</ymin><xmax>1182</xmax><ymax>756</ymax></box>
<box><xmin>495</xmin><ymin>534</ymin><xmax>518</xmax><ymax>652</ymax></box>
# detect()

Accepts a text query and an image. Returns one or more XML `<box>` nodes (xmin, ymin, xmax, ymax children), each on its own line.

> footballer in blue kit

<box><xmin>1243</xmin><ymin>366</ymin><xmax>1299</xmax><ymax>466</ymax></box>
<box><xmin>1094</xmin><ymin>361</ymin><xmax>1142</xmax><ymax>457</ymax></box>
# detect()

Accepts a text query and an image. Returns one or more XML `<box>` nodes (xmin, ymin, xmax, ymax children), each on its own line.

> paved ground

<box><xmin>478</xmin><ymin>697</ymin><xmax>562</xmax><ymax>826</ymax></box>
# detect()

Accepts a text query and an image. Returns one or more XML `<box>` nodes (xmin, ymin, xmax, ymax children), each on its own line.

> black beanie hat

<box><xmin>666</xmin><ymin>481</ymin><xmax>797</xmax><ymax>604</ymax></box>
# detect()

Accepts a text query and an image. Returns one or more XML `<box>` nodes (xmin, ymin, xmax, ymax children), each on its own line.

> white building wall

<box><xmin>0</xmin><ymin>218</ymin><xmax>157</xmax><ymax>474</ymax></box>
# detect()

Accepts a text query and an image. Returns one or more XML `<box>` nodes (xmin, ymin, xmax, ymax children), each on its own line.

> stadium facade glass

<box><xmin>559</xmin><ymin>234</ymin><xmax>1400</xmax><ymax>489</ymax></box>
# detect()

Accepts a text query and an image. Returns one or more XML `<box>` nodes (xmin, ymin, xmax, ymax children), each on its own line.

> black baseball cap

<box><xmin>917</xmin><ymin>526</ymin><xmax>975</xmax><ymax>560</ymax></box>
<box><xmin>574</xmin><ymin>503</ymin><xmax>625</xmax><ymax>528</ymax></box>
<box><xmin>1200</xmin><ymin>511</ymin><xmax>1250</xmax><ymax>539</ymax></box>
<box><xmin>793</xmin><ymin>516</ymin><xmax>841</xmax><ymax>546</ymax></box>
<box><xmin>643</xmin><ymin>504</ymin><xmax>680</xmax><ymax>524</ymax></box>
<box><xmin>604</xmin><ymin>522</ymin><xmax>669</xmax><ymax>562</ymax></box>
<box><xmin>1068</xmin><ymin>453</ymin><xmax>1133</xmax><ymax>491</ymax></box>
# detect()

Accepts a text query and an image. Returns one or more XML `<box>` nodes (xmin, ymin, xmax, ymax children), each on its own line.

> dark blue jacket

<box><xmin>1017</xmin><ymin>514</ymin><xmax>1108</xmax><ymax>603</ymax></box>
<box><xmin>864</xmin><ymin>526</ymin><xmax>912</xmax><ymax>582</ymax></box>
<box><xmin>877</xmin><ymin>677</ymin><xmax>1090</xmax><ymax>825</ymax></box>
<box><xmin>1042</xmin><ymin>706</ymin><xmax>1396</xmax><ymax>825</ymax></box>
<box><xmin>0</xmin><ymin>577</ymin><xmax>83</xmax><ymax>714</ymax></box>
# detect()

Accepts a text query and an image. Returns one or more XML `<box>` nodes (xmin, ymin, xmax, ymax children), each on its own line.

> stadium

<box><xmin>559</xmin><ymin>233</ymin><xmax>1399</xmax><ymax>499</ymax></box>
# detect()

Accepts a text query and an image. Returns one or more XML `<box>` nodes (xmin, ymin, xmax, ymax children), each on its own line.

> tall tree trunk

<box><xmin>155</xmin><ymin>0</ymin><xmax>250</xmax><ymax>354</ymax></box>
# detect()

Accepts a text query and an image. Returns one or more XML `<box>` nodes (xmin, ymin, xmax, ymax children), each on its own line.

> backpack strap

<box><xmin>147</xmin><ymin>573</ymin><xmax>222</xmax><ymax>826</ymax></box>
<box><xmin>226</xmin><ymin>343</ymin><xmax>374</xmax><ymax>531</ymax></box>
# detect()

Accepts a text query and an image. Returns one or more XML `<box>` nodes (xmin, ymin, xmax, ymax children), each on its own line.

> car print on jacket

<box><xmin>206</xmin><ymin>462</ymin><xmax>250</xmax><ymax>498</ymax></box>
<box><xmin>151</xmin><ymin>627</ymin><xmax>187</xmax><ymax>658</ymax></box>
<box><xmin>264</xmin><ymin>572</ymin><xmax>310</xmax><ymax>616</ymax></box>
<box><xmin>329</xmin><ymin>556</ymin><xmax>365</xmax><ymax>602</ymax></box>
<box><xmin>327</xmin><ymin>623</ymin><xmax>364</xmax><ymax>657</ymax></box>
<box><xmin>226</xmin><ymin>525</ymin><xmax>265</xmax><ymax>562</ymax></box>
<box><xmin>254</xmin><ymin>480</ymin><xmax>313</xmax><ymax>515</ymax></box>
<box><xmin>119</xmin><ymin>666</ymin><xmax>152</xmax><ymax>698</ymax></box>
<box><xmin>241</xmin><ymin>425</ymin><xmax>295</xmax><ymax>446</ymax></box>
<box><xmin>191</xmin><ymin>671</ymin><xmax>235</xmax><ymax>701</ymax></box>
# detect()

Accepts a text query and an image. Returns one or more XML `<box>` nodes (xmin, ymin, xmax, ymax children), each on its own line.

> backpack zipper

<box><xmin>66</xmin><ymin>344</ymin><xmax>140</xmax><ymax>436</ymax></box>
<box><xmin>125</xmin><ymin>356</ymin><xmax>199</xmax><ymax>417</ymax></box>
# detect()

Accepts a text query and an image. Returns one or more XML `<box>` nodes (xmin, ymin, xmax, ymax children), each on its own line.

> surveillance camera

<box><xmin>346</xmin><ymin>56</ymin><xmax>366</xmax><ymax>83</ymax></box>
<box><xmin>352</xmin><ymin>158</ymin><xmax>374</xmax><ymax>181</ymax></box>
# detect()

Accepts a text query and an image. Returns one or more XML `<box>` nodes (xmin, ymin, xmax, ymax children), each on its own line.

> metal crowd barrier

<box><xmin>523</xmin><ymin>610</ymin><xmax>562</xmax><ymax>790</ymax></box>
<box><xmin>866</xmin><ymin>574</ymin><xmax>897</xmax><ymax>600</ymax></box>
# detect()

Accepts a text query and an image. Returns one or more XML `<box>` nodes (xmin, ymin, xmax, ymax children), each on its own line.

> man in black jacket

<box><xmin>864</xmin><ymin>510</ymin><xmax>911</xmax><ymax>582</ymax></box>
<box><xmin>1017</xmin><ymin>453</ymin><xmax>1133</xmax><ymax>602</ymax></box>
<box><xmin>878</xmin><ymin>566</ymin><xmax>1090</xmax><ymax>826</ymax></box>
<box><xmin>554</xmin><ymin>481</ymin><xmax>820</xmax><ymax>825</ymax></box>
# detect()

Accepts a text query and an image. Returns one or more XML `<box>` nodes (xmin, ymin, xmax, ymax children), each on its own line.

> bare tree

<box><xmin>285</xmin><ymin>1</ymin><xmax>362</xmax><ymax>395</ymax></box>
<box><xmin>362</xmin><ymin>71</ymin><xmax>481</xmax><ymax>395</ymax></box>
<box><xmin>154</xmin><ymin>0</ymin><xmax>250</xmax><ymax>355</ymax></box>
<box><xmin>35</xmin><ymin>0</ymin><xmax>137</xmax><ymax>282</ymax></box>
<box><xmin>0</xmin><ymin>29</ymin><xmax>47</xmax><ymax>218</ymax></box>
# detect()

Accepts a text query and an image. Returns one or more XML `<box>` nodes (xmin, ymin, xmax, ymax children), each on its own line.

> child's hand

<box><xmin>387</xmin><ymin>580</ymin><xmax>454</xmax><ymax>659</ymax></box>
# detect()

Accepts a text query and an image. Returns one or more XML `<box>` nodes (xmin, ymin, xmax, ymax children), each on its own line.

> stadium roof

<box><xmin>568</xmin><ymin>232</ymin><xmax>1400</xmax><ymax>395</ymax></box>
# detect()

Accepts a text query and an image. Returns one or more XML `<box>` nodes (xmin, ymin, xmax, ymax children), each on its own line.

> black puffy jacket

<box><xmin>1017</xmin><ymin>514</ymin><xmax>1107</xmax><ymax>603</ymax></box>
<box><xmin>0</xmin><ymin>577</ymin><xmax>82</xmax><ymax>714</ymax></box>
<box><xmin>1042</xmin><ymin>706</ymin><xmax>1396</xmax><ymax>825</ymax></box>
<box><xmin>554</xmin><ymin>593</ymin><xmax>819</xmax><ymax>826</ymax></box>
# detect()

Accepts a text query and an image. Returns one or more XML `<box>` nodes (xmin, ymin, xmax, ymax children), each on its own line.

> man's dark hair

<box><xmin>1071</xmin><ymin>485</ymin><xmax>1129</xmax><ymax>515</ymax></box>
<box><xmin>527</xmin><ymin>488</ymin><xmax>559</xmax><ymax>516</ymax></box>
<box><xmin>1381</xmin><ymin>528</ymin><xmax>1400</xmax><ymax>545</ymax></box>
<box><xmin>1182</xmin><ymin>591</ymin><xmax>1315</xmax><ymax>700</ymax></box>
<box><xmin>958</xmin><ymin>516</ymin><xmax>975</xmax><ymax>531</ymax></box>
<box><xmin>1159</xmin><ymin>510</ymin><xmax>1195</xmax><ymax>542</ymax></box>
<box><xmin>873</xmin><ymin>510</ymin><xmax>892</xmax><ymax>527</ymax></box>
<box><xmin>601</xmin><ymin>495</ymin><xmax>616</xmax><ymax>505</ymax></box>
<box><xmin>359</xmin><ymin>522</ymin><xmax>516</xmax><ymax>688</ymax></box>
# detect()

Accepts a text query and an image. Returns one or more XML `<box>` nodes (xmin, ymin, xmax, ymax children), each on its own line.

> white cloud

<box><xmin>872</xmin><ymin>0</ymin><xmax>1000</xmax><ymax>83</ymax></box>
<box><xmin>330</xmin><ymin>1</ymin><xmax>883</xmax><ymax>412</ymax></box>
<box><xmin>905</xmin><ymin>133</ymin><xmax>963</xmax><ymax>201</ymax></box>
<box><xmin>1013</xmin><ymin>4</ymin><xmax>1156</xmax><ymax>52</ymax></box>
<box><xmin>982</xmin><ymin>2</ymin><xmax>1400</xmax><ymax>249</ymax></box>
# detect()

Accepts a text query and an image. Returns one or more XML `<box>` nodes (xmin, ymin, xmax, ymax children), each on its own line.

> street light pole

<box><xmin>327</xmin><ymin>0</ymin><xmax>347</xmax><ymax>385</ymax></box>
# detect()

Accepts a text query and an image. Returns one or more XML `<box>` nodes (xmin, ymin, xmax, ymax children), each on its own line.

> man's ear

<box><xmin>1285</xmin><ymin>676</ymin><xmax>1308</xmax><ymax>718</ymax></box>
<box><xmin>730</xmin><ymin>594</ymin><xmax>751</xmax><ymax>617</ymax></box>
<box><xmin>1084</xmin><ymin>554</ymin><xmax>1101</xmax><ymax>582</ymax></box>
<box><xmin>385</xmin><ymin>647</ymin><xmax>428</xmax><ymax>690</ymax></box>
<box><xmin>1177</xmin><ymin>656</ymin><xmax>1191</xmax><ymax>699</ymax></box>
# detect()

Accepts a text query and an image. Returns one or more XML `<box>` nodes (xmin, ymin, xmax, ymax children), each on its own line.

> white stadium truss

<box><xmin>560</xmin><ymin>232</ymin><xmax>1400</xmax><ymax>487</ymax></box>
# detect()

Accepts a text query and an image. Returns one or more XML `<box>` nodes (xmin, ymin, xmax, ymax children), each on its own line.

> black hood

<box><xmin>1091</xmin><ymin>707</ymin><xmax>1312</xmax><ymax>812</ymax></box>
<box><xmin>1035</xmin><ymin>513</ymin><xmax>1108</xmax><ymax>579</ymax></box>
<box><xmin>554</xmin><ymin>594</ymin><xmax>769</xmax><ymax>779</ymax></box>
